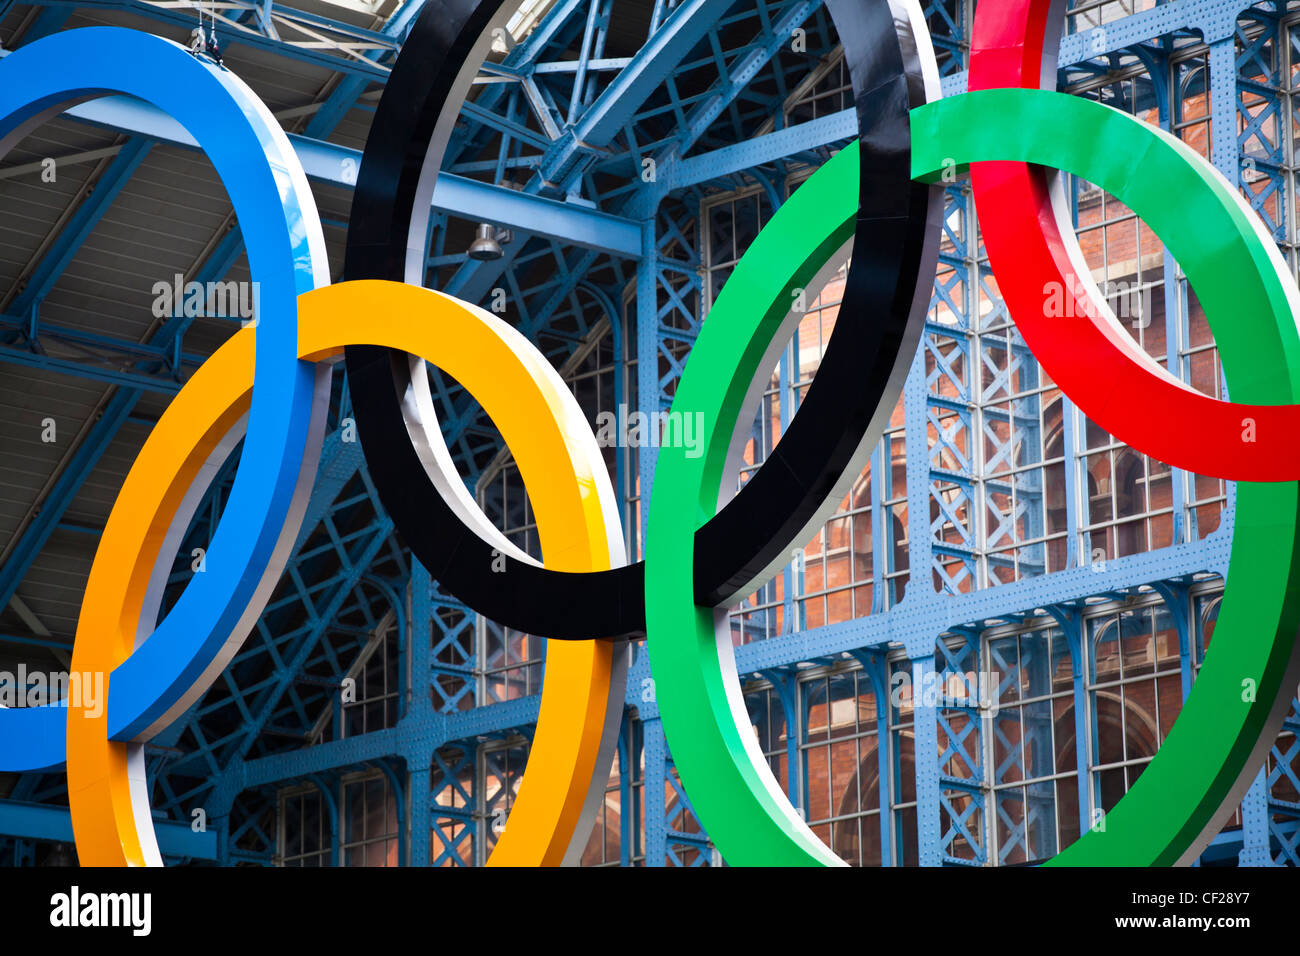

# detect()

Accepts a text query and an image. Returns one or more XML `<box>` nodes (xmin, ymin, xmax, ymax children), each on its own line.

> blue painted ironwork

<box><xmin>0</xmin><ymin>229</ymin><xmax>243</xmax><ymax>611</ymax></box>
<box><xmin>2</xmin><ymin>0</ymin><xmax>1297</xmax><ymax>869</ymax></box>
<box><xmin>0</xmin><ymin>799</ymin><xmax>214</xmax><ymax>858</ymax></box>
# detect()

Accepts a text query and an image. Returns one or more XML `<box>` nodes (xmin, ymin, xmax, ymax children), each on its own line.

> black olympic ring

<box><xmin>342</xmin><ymin>0</ymin><xmax>943</xmax><ymax>639</ymax></box>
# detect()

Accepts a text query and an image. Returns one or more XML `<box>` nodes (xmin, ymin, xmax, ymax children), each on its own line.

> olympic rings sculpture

<box><xmin>0</xmin><ymin>0</ymin><xmax>1296</xmax><ymax>868</ymax></box>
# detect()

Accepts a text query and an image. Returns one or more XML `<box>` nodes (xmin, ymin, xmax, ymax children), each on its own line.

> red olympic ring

<box><xmin>969</xmin><ymin>0</ymin><xmax>1300</xmax><ymax>482</ymax></box>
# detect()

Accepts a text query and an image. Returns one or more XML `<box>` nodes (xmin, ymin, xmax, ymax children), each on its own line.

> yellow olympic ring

<box><xmin>67</xmin><ymin>280</ymin><xmax>627</xmax><ymax>866</ymax></box>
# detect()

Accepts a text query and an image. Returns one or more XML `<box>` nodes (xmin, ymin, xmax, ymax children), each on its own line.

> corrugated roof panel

<box><xmin>0</xmin><ymin>2</ymin><xmax>397</xmax><ymax>658</ymax></box>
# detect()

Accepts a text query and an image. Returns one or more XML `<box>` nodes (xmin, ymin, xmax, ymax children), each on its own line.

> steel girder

<box><xmin>1</xmin><ymin>0</ymin><xmax>1297</xmax><ymax>869</ymax></box>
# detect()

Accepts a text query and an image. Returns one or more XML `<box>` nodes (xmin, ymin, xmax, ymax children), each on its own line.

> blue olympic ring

<box><xmin>0</xmin><ymin>27</ymin><xmax>329</xmax><ymax>769</ymax></box>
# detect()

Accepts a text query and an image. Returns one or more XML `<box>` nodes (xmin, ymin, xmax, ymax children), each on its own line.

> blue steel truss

<box><xmin>1</xmin><ymin>0</ymin><xmax>1299</xmax><ymax>868</ymax></box>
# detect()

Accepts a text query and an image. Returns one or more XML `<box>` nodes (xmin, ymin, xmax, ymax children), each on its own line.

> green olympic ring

<box><xmin>644</xmin><ymin>87</ymin><xmax>1300</xmax><ymax>866</ymax></box>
